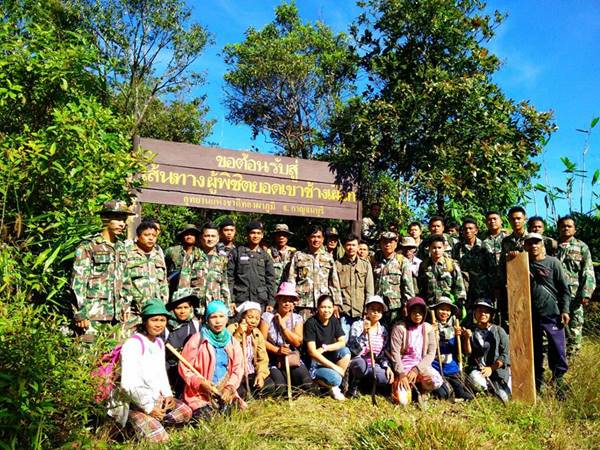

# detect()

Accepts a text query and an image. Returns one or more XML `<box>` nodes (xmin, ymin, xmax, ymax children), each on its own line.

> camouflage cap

<box><xmin>168</xmin><ymin>288</ymin><xmax>200</xmax><ymax>310</ymax></box>
<box><xmin>177</xmin><ymin>224</ymin><xmax>201</xmax><ymax>239</ymax></box>
<box><xmin>272</xmin><ymin>223</ymin><xmax>294</xmax><ymax>236</ymax></box>
<box><xmin>524</xmin><ymin>232</ymin><xmax>543</xmax><ymax>242</ymax></box>
<box><xmin>325</xmin><ymin>227</ymin><xmax>339</xmax><ymax>237</ymax></box>
<box><xmin>379</xmin><ymin>231</ymin><xmax>399</xmax><ymax>241</ymax></box>
<box><xmin>400</xmin><ymin>236</ymin><xmax>417</xmax><ymax>248</ymax></box>
<box><xmin>99</xmin><ymin>200</ymin><xmax>135</xmax><ymax>216</ymax></box>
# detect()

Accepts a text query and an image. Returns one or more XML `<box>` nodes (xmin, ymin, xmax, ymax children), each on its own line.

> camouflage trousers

<box><xmin>79</xmin><ymin>320</ymin><xmax>127</xmax><ymax>344</ymax></box>
<box><xmin>566</xmin><ymin>304</ymin><xmax>584</xmax><ymax>357</ymax></box>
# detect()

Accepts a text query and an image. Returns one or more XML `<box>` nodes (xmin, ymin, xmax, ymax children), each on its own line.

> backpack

<box><xmin>93</xmin><ymin>334</ymin><xmax>148</xmax><ymax>403</ymax></box>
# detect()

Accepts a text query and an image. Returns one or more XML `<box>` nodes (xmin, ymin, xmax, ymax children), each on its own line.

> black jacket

<box><xmin>228</xmin><ymin>246</ymin><xmax>275</xmax><ymax>307</ymax></box>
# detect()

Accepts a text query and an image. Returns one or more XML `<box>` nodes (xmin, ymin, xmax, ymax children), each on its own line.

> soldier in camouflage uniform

<box><xmin>361</xmin><ymin>203</ymin><xmax>382</xmax><ymax>249</ymax></box>
<box><xmin>121</xmin><ymin>221</ymin><xmax>169</xmax><ymax>328</ymax></box>
<box><xmin>164</xmin><ymin>224</ymin><xmax>200</xmax><ymax>277</ymax></box>
<box><xmin>268</xmin><ymin>223</ymin><xmax>296</xmax><ymax>286</ymax></box>
<box><xmin>286</xmin><ymin>225</ymin><xmax>342</xmax><ymax>318</ymax></box>
<box><xmin>452</xmin><ymin>218</ymin><xmax>495</xmax><ymax>310</ymax></box>
<box><xmin>480</xmin><ymin>210</ymin><xmax>508</xmax><ymax>267</ymax></box>
<box><xmin>417</xmin><ymin>216</ymin><xmax>457</xmax><ymax>260</ymax></box>
<box><xmin>418</xmin><ymin>235</ymin><xmax>466</xmax><ymax>311</ymax></box>
<box><xmin>556</xmin><ymin>215</ymin><xmax>596</xmax><ymax>357</ymax></box>
<box><xmin>371</xmin><ymin>231</ymin><xmax>415</xmax><ymax>323</ymax></box>
<box><xmin>528</xmin><ymin>216</ymin><xmax>557</xmax><ymax>257</ymax></box>
<box><xmin>216</xmin><ymin>217</ymin><xmax>236</xmax><ymax>257</ymax></box>
<box><xmin>498</xmin><ymin>206</ymin><xmax>528</xmax><ymax>327</ymax></box>
<box><xmin>71</xmin><ymin>200</ymin><xmax>135</xmax><ymax>341</ymax></box>
<box><xmin>178</xmin><ymin>222</ymin><xmax>231</xmax><ymax>316</ymax></box>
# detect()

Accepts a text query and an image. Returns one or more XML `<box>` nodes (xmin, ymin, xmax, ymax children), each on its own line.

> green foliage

<box><xmin>329</xmin><ymin>0</ymin><xmax>555</xmax><ymax>216</ymax></box>
<box><xmin>73</xmin><ymin>0</ymin><xmax>213</xmax><ymax>136</ymax></box>
<box><xmin>0</xmin><ymin>4</ymin><xmax>148</xmax><ymax>304</ymax></box>
<box><xmin>137</xmin><ymin>97</ymin><xmax>215</xmax><ymax>144</ymax></box>
<box><xmin>223</xmin><ymin>1</ymin><xmax>357</xmax><ymax>158</ymax></box>
<box><xmin>0</xmin><ymin>293</ymin><xmax>99</xmax><ymax>448</ymax></box>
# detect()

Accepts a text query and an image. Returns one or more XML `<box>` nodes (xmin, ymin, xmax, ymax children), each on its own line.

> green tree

<box><xmin>0</xmin><ymin>2</ymin><xmax>147</xmax><ymax>302</ymax></box>
<box><xmin>73</xmin><ymin>0</ymin><xmax>213</xmax><ymax>137</ymax></box>
<box><xmin>223</xmin><ymin>1</ymin><xmax>357</xmax><ymax>158</ymax></box>
<box><xmin>329</xmin><ymin>0</ymin><xmax>555</xmax><ymax>216</ymax></box>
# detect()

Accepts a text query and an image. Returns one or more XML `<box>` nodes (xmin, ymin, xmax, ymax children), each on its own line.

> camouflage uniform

<box><xmin>121</xmin><ymin>244</ymin><xmax>169</xmax><ymax>318</ymax></box>
<box><xmin>417</xmin><ymin>233</ymin><xmax>456</xmax><ymax>260</ymax></box>
<box><xmin>370</xmin><ymin>252</ymin><xmax>415</xmax><ymax>311</ymax></box>
<box><xmin>480</xmin><ymin>230</ymin><xmax>508</xmax><ymax>266</ymax></box>
<box><xmin>556</xmin><ymin>237</ymin><xmax>596</xmax><ymax>355</ymax></box>
<box><xmin>164</xmin><ymin>245</ymin><xmax>187</xmax><ymax>276</ymax></box>
<box><xmin>71</xmin><ymin>233</ymin><xmax>128</xmax><ymax>325</ymax></box>
<box><xmin>178</xmin><ymin>247</ymin><xmax>231</xmax><ymax>314</ymax></box>
<box><xmin>452</xmin><ymin>238</ymin><xmax>495</xmax><ymax>307</ymax></box>
<box><xmin>216</xmin><ymin>242</ymin><xmax>235</xmax><ymax>257</ymax></box>
<box><xmin>418</xmin><ymin>256</ymin><xmax>466</xmax><ymax>309</ymax></box>
<box><xmin>286</xmin><ymin>247</ymin><xmax>342</xmax><ymax>309</ymax></box>
<box><xmin>268</xmin><ymin>245</ymin><xmax>297</xmax><ymax>287</ymax></box>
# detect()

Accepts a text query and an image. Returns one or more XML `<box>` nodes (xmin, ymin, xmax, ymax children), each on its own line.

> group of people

<box><xmin>72</xmin><ymin>201</ymin><xmax>596</xmax><ymax>443</ymax></box>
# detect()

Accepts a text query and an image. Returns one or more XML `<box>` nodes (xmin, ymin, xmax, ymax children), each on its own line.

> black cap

<box><xmin>245</xmin><ymin>220</ymin><xmax>264</xmax><ymax>232</ymax></box>
<box><xmin>219</xmin><ymin>217</ymin><xmax>235</xmax><ymax>229</ymax></box>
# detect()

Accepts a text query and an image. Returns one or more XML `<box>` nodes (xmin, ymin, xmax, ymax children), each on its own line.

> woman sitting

<box><xmin>389</xmin><ymin>297</ymin><xmax>445</xmax><ymax>402</ymax></box>
<box><xmin>118</xmin><ymin>298</ymin><xmax>192</xmax><ymax>443</ymax></box>
<box><xmin>228</xmin><ymin>301</ymin><xmax>274</xmax><ymax>398</ymax></box>
<box><xmin>347</xmin><ymin>295</ymin><xmax>394</xmax><ymax>397</ymax></box>
<box><xmin>260</xmin><ymin>282</ymin><xmax>314</xmax><ymax>395</ymax></box>
<box><xmin>304</xmin><ymin>294</ymin><xmax>351</xmax><ymax>401</ymax></box>
<box><xmin>179</xmin><ymin>301</ymin><xmax>245</xmax><ymax>420</ymax></box>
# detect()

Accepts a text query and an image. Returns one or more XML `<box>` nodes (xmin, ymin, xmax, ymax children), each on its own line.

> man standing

<box><xmin>406</xmin><ymin>222</ymin><xmax>423</xmax><ymax>248</ymax></box>
<box><xmin>178</xmin><ymin>222</ymin><xmax>231</xmax><ymax>315</ymax></box>
<box><xmin>528</xmin><ymin>216</ymin><xmax>557</xmax><ymax>256</ymax></box>
<box><xmin>524</xmin><ymin>233</ymin><xmax>570</xmax><ymax>397</ymax></box>
<box><xmin>287</xmin><ymin>225</ymin><xmax>342</xmax><ymax>318</ymax></box>
<box><xmin>480</xmin><ymin>211</ymin><xmax>507</xmax><ymax>265</ymax></box>
<box><xmin>371</xmin><ymin>231</ymin><xmax>415</xmax><ymax>322</ymax></box>
<box><xmin>361</xmin><ymin>203</ymin><xmax>382</xmax><ymax>248</ymax></box>
<box><xmin>71</xmin><ymin>200</ymin><xmax>135</xmax><ymax>341</ymax></box>
<box><xmin>335</xmin><ymin>233</ymin><xmax>374</xmax><ymax>326</ymax></box>
<box><xmin>164</xmin><ymin>224</ymin><xmax>201</xmax><ymax>277</ymax></box>
<box><xmin>325</xmin><ymin>227</ymin><xmax>344</xmax><ymax>260</ymax></box>
<box><xmin>418</xmin><ymin>236</ymin><xmax>466</xmax><ymax>311</ymax></box>
<box><xmin>121</xmin><ymin>221</ymin><xmax>169</xmax><ymax>326</ymax></box>
<box><xmin>217</xmin><ymin>217</ymin><xmax>237</xmax><ymax>257</ymax></box>
<box><xmin>556</xmin><ymin>216</ymin><xmax>596</xmax><ymax>358</ymax></box>
<box><xmin>452</xmin><ymin>218</ymin><xmax>494</xmax><ymax>311</ymax></box>
<box><xmin>417</xmin><ymin>216</ymin><xmax>456</xmax><ymax>260</ymax></box>
<box><xmin>228</xmin><ymin>221</ymin><xmax>276</xmax><ymax>311</ymax></box>
<box><xmin>398</xmin><ymin>236</ymin><xmax>421</xmax><ymax>290</ymax></box>
<box><xmin>268</xmin><ymin>223</ymin><xmax>296</xmax><ymax>286</ymax></box>
<box><xmin>498</xmin><ymin>206</ymin><xmax>528</xmax><ymax>327</ymax></box>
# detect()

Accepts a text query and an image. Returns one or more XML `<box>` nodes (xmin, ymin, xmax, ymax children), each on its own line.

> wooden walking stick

<box><xmin>366</xmin><ymin>325</ymin><xmax>378</xmax><ymax>406</ymax></box>
<box><xmin>454</xmin><ymin>316</ymin><xmax>463</xmax><ymax>373</ymax></box>
<box><xmin>429</xmin><ymin>311</ymin><xmax>445</xmax><ymax>377</ymax></box>
<box><xmin>165</xmin><ymin>343</ymin><xmax>222</xmax><ymax>407</ymax></box>
<box><xmin>284</xmin><ymin>353</ymin><xmax>293</xmax><ymax>404</ymax></box>
<box><xmin>240</xmin><ymin>333</ymin><xmax>252</xmax><ymax>400</ymax></box>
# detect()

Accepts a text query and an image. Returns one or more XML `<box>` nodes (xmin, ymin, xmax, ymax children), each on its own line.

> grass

<box><xmin>96</xmin><ymin>339</ymin><xmax>600</xmax><ymax>450</ymax></box>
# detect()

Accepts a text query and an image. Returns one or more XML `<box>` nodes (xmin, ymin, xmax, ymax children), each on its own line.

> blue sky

<box><xmin>187</xmin><ymin>0</ymin><xmax>600</xmax><ymax>219</ymax></box>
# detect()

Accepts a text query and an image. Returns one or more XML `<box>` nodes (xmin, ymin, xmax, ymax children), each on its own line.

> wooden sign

<box><xmin>506</xmin><ymin>251</ymin><xmax>536</xmax><ymax>404</ymax></box>
<box><xmin>135</xmin><ymin>138</ymin><xmax>360</xmax><ymax>221</ymax></box>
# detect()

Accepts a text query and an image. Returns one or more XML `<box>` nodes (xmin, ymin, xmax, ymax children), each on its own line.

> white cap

<box><xmin>365</xmin><ymin>295</ymin><xmax>388</xmax><ymax>311</ymax></box>
<box><xmin>236</xmin><ymin>301</ymin><xmax>262</xmax><ymax>315</ymax></box>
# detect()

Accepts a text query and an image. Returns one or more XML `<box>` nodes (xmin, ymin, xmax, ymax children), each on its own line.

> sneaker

<box><xmin>330</xmin><ymin>386</ymin><xmax>346</xmax><ymax>401</ymax></box>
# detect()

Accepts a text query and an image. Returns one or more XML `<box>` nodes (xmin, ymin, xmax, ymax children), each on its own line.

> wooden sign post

<box><xmin>506</xmin><ymin>252</ymin><xmax>536</xmax><ymax>404</ymax></box>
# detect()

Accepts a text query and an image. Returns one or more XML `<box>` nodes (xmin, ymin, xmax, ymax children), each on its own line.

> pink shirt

<box><xmin>400</xmin><ymin>324</ymin><xmax>424</xmax><ymax>372</ymax></box>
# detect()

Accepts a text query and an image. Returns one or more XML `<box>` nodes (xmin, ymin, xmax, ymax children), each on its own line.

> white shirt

<box><xmin>120</xmin><ymin>333</ymin><xmax>172</xmax><ymax>414</ymax></box>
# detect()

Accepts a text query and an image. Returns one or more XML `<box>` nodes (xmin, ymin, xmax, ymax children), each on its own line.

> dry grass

<box><xmin>108</xmin><ymin>339</ymin><xmax>600</xmax><ymax>450</ymax></box>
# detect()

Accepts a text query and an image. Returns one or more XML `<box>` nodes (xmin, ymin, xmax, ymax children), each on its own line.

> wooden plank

<box><xmin>507</xmin><ymin>251</ymin><xmax>537</xmax><ymax>404</ymax></box>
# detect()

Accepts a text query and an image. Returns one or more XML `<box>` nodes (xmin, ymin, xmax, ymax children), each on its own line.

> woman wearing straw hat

<box><xmin>260</xmin><ymin>282</ymin><xmax>314</xmax><ymax>395</ymax></box>
<box><xmin>117</xmin><ymin>298</ymin><xmax>192</xmax><ymax>443</ymax></box>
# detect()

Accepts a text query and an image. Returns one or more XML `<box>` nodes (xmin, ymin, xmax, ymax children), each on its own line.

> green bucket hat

<box><xmin>141</xmin><ymin>298</ymin><xmax>175</xmax><ymax>319</ymax></box>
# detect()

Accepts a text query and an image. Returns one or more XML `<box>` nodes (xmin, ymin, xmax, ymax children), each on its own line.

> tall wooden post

<box><xmin>506</xmin><ymin>252</ymin><xmax>536</xmax><ymax>404</ymax></box>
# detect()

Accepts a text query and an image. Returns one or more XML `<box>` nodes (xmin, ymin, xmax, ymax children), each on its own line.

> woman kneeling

<box><xmin>179</xmin><ymin>301</ymin><xmax>245</xmax><ymax>419</ymax></box>
<box><xmin>119</xmin><ymin>298</ymin><xmax>192</xmax><ymax>443</ymax></box>
<box><xmin>390</xmin><ymin>297</ymin><xmax>445</xmax><ymax>402</ymax></box>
